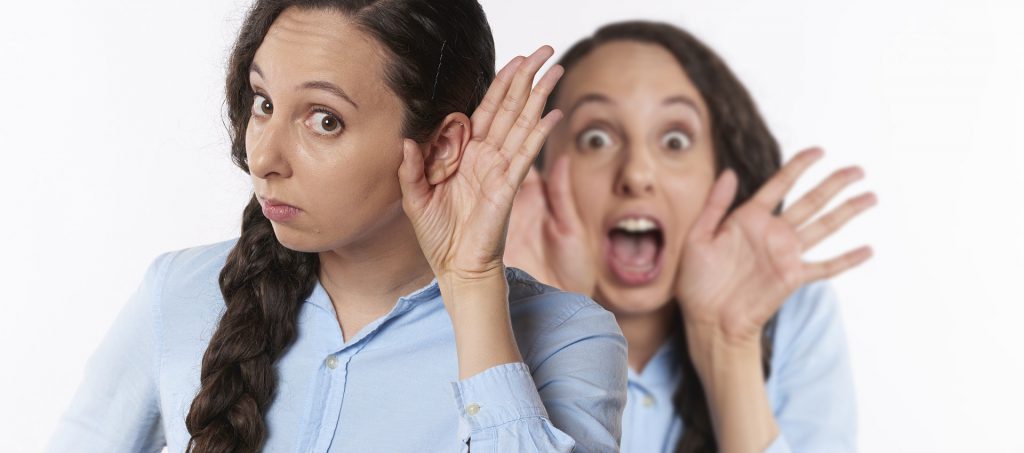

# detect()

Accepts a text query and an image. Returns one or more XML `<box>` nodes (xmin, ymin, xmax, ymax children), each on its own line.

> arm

<box><xmin>397</xmin><ymin>44</ymin><xmax>627</xmax><ymax>451</ymax></box>
<box><xmin>675</xmin><ymin>149</ymin><xmax>873</xmax><ymax>452</ymax></box>
<box><xmin>448</xmin><ymin>293</ymin><xmax>627</xmax><ymax>453</ymax></box>
<box><xmin>46</xmin><ymin>254</ymin><xmax>169</xmax><ymax>453</ymax></box>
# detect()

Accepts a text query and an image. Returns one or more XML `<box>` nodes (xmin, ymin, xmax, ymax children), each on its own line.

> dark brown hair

<box><xmin>541</xmin><ymin>21</ymin><xmax>783</xmax><ymax>453</ymax></box>
<box><xmin>184</xmin><ymin>1</ymin><xmax>495</xmax><ymax>451</ymax></box>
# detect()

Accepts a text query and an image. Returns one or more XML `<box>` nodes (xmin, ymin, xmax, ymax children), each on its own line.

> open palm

<box><xmin>677</xmin><ymin>148</ymin><xmax>877</xmax><ymax>343</ymax></box>
<box><xmin>398</xmin><ymin>47</ymin><xmax>565</xmax><ymax>281</ymax></box>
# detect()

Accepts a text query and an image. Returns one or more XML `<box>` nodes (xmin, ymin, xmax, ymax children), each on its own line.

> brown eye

<box><xmin>577</xmin><ymin>128</ymin><xmax>614</xmax><ymax>151</ymax></box>
<box><xmin>308</xmin><ymin>111</ymin><xmax>344</xmax><ymax>136</ymax></box>
<box><xmin>323</xmin><ymin>116</ymin><xmax>337</xmax><ymax>130</ymax></box>
<box><xmin>661</xmin><ymin>130</ymin><xmax>692</xmax><ymax>151</ymax></box>
<box><xmin>252</xmin><ymin>94</ymin><xmax>273</xmax><ymax>116</ymax></box>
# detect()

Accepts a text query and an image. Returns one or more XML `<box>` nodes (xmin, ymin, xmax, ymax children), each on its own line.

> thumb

<box><xmin>688</xmin><ymin>168</ymin><xmax>738</xmax><ymax>242</ymax></box>
<box><xmin>546</xmin><ymin>154</ymin><xmax>583</xmax><ymax>233</ymax></box>
<box><xmin>398</xmin><ymin>138</ymin><xmax>430</xmax><ymax>210</ymax></box>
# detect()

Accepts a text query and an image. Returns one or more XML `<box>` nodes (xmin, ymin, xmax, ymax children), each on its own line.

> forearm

<box><xmin>439</xmin><ymin>269</ymin><xmax>523</xmax><ymax>380</ymax></box>
<box><xmin>685</xmin><ymin>322</ymin><xmax>779</xmax><ymax>453</ymax></box>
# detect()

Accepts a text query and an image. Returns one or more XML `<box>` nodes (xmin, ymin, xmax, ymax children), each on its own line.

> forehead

<box><xmin>555</xmin><ymin>40</ymin><xmax>708</xmax><ymax>116</ymax></box>
<box><xmin>252</xmin><ymin>7</ymin><xmax>391</xmax><ymax>104</ymax></box>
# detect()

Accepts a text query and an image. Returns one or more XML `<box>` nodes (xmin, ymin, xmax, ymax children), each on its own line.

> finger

<box><xmin>397</xmin><ymin>139</ymin><xmax>430</xmax><ymax>210</ymax></box>
<box><xmin>483</xmin><ymin>46</ymin><xmax>554</xmax><ymax>151</ymax></box>
<box><xmin>546</xmin><ymin>153</ymin><xmax>584</xmax><ymax>233</ymax></box>
<box><xmin>798</xmin><ymin>192</ymin><xmax>877</xmax><ymax>249</ymax></box>
<box><xmin>470</xmin><ymin>56</ymin><xmax>525</xmax><ymax>139</ymax></box>
<box><xmin>499</xmin><ymin>63</ymin><xmax>565</xmax><ymax>159</ymax></box>
<box><xmin>507</xmin><ymin>108</ymin><xmax>563</xmax><ymax>190</ymax></box>
<box><xmin>803</xmin><ymin>245</ymin><xmax>873</xmax><ymax>281</ymax></box>
<box><xmin>782</xmin><ymin>165</ymin><xmax>864</xmax><ymax>227</ymax></box>
<box><xmin>687</xmin><ymin>169</ymin><xmax>739</xmax><ymax>242</ymax></box>
<box><xmin>753</xmin><ymin>147</ymin><xmax>825</xmax><ymax>209</ymax></box>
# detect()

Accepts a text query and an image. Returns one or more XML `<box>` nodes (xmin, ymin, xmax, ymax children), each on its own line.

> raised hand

<box><xmin>676</xmin><ymin>147</ymin><xmax>876</xmax><ymax>346</ymax></box>
<box><xmin>505</xmin><ymin>154</ymin><xmax>596</xmax><ymax>295</ymax></box>
<box><xmin>396</xmin><ymin>47</ymin><xmax>566</xmax><ymax>379</ymax></box>
<box><xmin>397</xmin><ymin>46</ymin><xmax>565</xmax><ymax>283</ymax></box>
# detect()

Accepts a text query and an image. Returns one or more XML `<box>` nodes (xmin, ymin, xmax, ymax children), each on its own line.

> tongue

<box><xmin>609</xmin><ymin>231</ymin><xmax>659</xmax><ymax>269</ymax></box>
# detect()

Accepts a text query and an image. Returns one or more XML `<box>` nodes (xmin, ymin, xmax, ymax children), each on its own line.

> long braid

<box><xmin>185</xmin><ymin>196</ymin><xmax>319</xmax><ymax>452</ymax></box>
<box><xmin>182</xmin><ymin>0</ymin><xmax>495</xmax><ymax>450</ymax></box>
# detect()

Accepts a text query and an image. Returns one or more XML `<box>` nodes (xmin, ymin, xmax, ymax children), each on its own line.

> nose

<box><xmin>614</xmin><ymin>144</ymin><xmax>656</xmax><ymax>197</ymax></box>
<box><xmin>246</xmin><ymin>117</ymin><xmax>293</xmax><ymax>180</ymax></box>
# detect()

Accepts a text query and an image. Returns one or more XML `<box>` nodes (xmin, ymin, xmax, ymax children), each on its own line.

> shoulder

<box><xmin>774</xmin><ymin>280</ymin><xmax>843</xmax><ymax>339</ymax></box>
<box><xmin>503</xmin><ymin>267</ymin><xmax>626</xmax><ymax>362</ymax></box>
<box><xmin>152</xmin><ymin>237</ymin><xmax>239</xmax><ymax>292</ymax></box>
<box><xmin>771</xmin><ymin>279</ymin><xmax>851</xmax><ymax>372</ymax></box>
<box><xmin>144</xmin><ymin>237</ymin><xmax>240</xmax><ymax>331</ymax></box>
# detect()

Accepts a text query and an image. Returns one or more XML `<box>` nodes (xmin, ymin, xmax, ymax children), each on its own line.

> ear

<box><xmin>423</xmin><ymin>112</ymin><xmax>471</xmax><ymax>185</ymax></box>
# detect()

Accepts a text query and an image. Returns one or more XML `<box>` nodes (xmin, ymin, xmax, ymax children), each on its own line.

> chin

<box><xmin>593</xmin><ymin>279</ymin><xmax>676</xmax><ymax>316</ymax></box>
<box><xmin>268</xmin><ymin>224</ymin><xmax>330</xmax><ymax>254</ymax></box>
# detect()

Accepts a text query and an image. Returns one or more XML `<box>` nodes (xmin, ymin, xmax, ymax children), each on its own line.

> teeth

<box><xmin>615</xmin><ymin>217</ymin><xmax>658</xmax><ymax>233</ymax></box>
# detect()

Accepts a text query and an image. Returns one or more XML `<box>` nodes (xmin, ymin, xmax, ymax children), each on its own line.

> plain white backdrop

<box><xmin>1</xmin><ymin>0</ymin><xmax>1021</xmax><ymax>451</ymax></box>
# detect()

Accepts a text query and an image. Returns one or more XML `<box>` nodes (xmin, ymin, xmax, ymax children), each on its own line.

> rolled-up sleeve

<box><xmin>46</xmin><ymin>253</ymin><xmax>170</xmax><ymax>453</ymax></box>
<box><xmin>452</xmin><ymin>362</ymin><xmax>576</xmax><ymax>452</ymax></box>
<box><xmin>451</xmin><ymin>296</ymin><xmax>627</xmax><ymax>452</ymax></box>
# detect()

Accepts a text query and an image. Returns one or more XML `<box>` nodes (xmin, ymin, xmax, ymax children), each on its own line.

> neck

<box><xmin>613</xmin><ymin>301</ymin><xmax>679</xmax><ymax>373</ymax></box>
<box><xmin>317</xmin><ymin>213</ymin><xmax>435</xmax><ymax>325</ymax></box>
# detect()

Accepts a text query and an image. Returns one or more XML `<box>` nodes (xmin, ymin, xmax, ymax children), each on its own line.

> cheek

<box><xmin>663</xmin><ymin>173</ymin><xmax>715</xmax><ymax>236</ymax></box>
<box><xmin>312</xmin><ymin>143</ymin><xmax>402</xmax><ymax>207</ymax></box>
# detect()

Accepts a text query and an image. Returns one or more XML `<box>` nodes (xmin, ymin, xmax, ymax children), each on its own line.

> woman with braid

<box><xmin>46</xmin><ymin>1</ymin><xmax>628</xmax><ymax>452</ymax></box>
<box><xmin>507</xmin><ymin>22</ymin><xmax>874</xmax><ymax>452</ymax></box>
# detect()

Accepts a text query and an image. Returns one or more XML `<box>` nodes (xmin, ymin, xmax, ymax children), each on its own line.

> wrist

<box><xmin>683</xmin><ymin>319</ymin><xmax>763</xmax><ymax>382</ymax></box>
<box><xmin>437</xmin><ymin>268</ymin><xmax>523</xmax><ymax>379</ymax></box>
<box><xmin>438</xmin><ymin>267</ymin><xmax>508</xmax><ymax>310</ymax></box>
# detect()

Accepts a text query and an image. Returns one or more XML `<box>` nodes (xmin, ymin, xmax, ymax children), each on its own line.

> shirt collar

<box><xmin>305</xmin><ymin>275</ymin><xmax>441</xmax><ymax>317</ymax></box>
<box><xmin>628</xmin><ymin>330</ymin><xmax>682</xmax><ymax>389</ymax></box>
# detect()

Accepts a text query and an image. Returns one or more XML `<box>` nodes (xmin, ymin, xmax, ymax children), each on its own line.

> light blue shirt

<box><xmin>47</xmin><ymin>238</ymin><xmax>628</xmax><ymax>452</ymax></box>
<box><xmin>620</xmin><ymin>281</ymin><xmax>857</xmax><ymax>453</ymax></box>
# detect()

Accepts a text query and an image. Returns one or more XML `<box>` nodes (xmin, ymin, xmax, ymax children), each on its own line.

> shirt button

<box><xmin>325</xmin><ymin>355</ymin><xmax>339</xmax><ymax>369</ymax></box>
<box><xmin>642</xmin><ymin>396</ymin><xmax>655</xmax><ymax>407</ymax></box>
<box><xmin>466</xmin><ymin>403</ymin><xmax>481</xmax><ymax>416</ymax></box>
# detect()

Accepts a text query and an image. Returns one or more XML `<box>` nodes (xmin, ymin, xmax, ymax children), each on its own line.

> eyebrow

<box><xmin>662</xmin><ymin>95</ymin><xmax>702</xmax><ymax>117</ymax></box>
<box><xmin>249</xmin><ymin>63</ymin><xmax>360</xmax><ymax>110</ymax></box>
<box><xmin>566</xmin><ymin>93</ymin><xmax>612</xmax><ymax>117</ymax></box>
<box><xmin>567</xmin><ymin>93</ymin><xmax>703</xmax><ymax>119</ymax></box>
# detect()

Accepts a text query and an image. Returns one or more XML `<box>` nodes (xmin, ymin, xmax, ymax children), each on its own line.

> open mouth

<box><xmin>605</xmin><ymin>215</ymin><xmax>665</xmax><ymax>286</ymax></box>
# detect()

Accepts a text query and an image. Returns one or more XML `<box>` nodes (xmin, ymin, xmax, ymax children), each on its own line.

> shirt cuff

<box><xmin>450</xmin><ymin>362</ymin><xmax>549</xmax><ymax>441</ymax></box>
<box><xmin>763</xmin><ymin>432</ymin><xmax>792</xmax><ymax>453</ymax></box>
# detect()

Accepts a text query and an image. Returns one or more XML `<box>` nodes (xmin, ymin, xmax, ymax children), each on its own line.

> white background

<box><xmin>1</xmin><ymin>0</ymin><xmax>1021</xmax><ymax>451</ymax></box>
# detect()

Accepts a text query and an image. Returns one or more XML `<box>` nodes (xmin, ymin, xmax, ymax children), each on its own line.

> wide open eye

<box><xmin>577</xmin><ymin>127</ymin><xmax>614</xmax><ymax>152</ymax></box>
<box><xmin>252</xmin><ymin>94</ymin><xmax>273</xmax><ymax>117</ymax></box>
<box><xmin>660</xmin><ymin>130</ymin><xmax>692</xmax><ymax>152</ymax></box>
<box><xmin>306</xmin><ymin>110</ymin><xmax>345</xmax><ymax>136</ymax></box>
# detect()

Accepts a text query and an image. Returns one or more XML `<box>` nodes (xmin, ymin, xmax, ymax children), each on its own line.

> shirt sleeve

<box><xmin>45</xmin><ymin>254</ymin><xmax>170</xmax><ymax>453</ymax></box>
<box><xmin>766</xmin><ymin>280</ymin><xmax>857</xmax><ymax>453</ymax></box>
<box><xmin>450</xmin><ymin>298</ymin><xmax>628</xmax><ymax>453</ymax></box>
